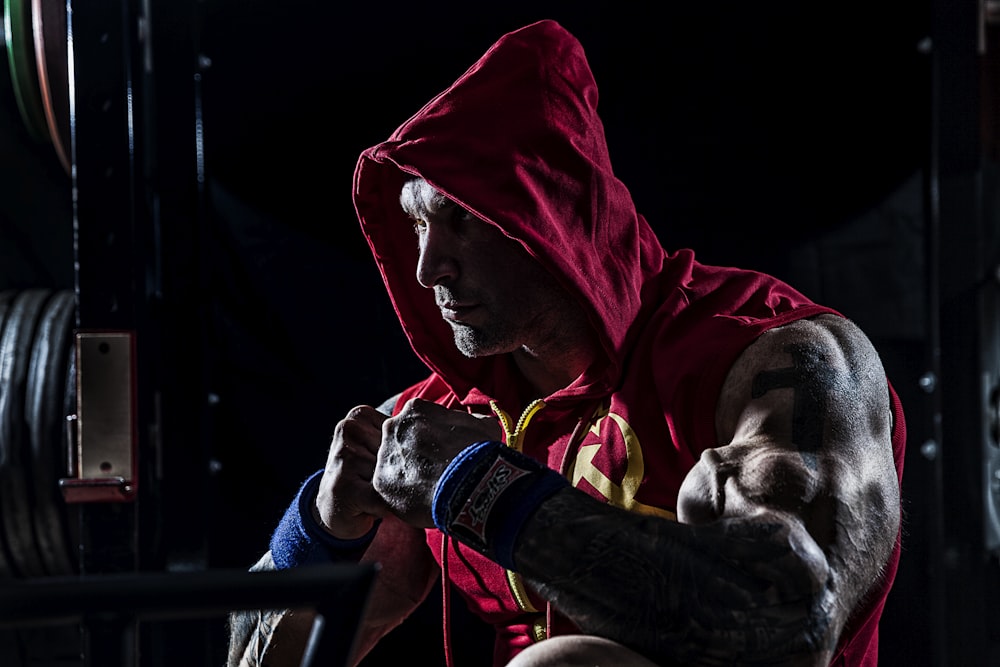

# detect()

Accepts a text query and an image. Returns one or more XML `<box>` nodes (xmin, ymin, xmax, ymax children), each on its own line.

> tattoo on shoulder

<box><xmin>750</xmin><ymin>342</ymin><xmax>845</xmax><ymax>465</ymax></box>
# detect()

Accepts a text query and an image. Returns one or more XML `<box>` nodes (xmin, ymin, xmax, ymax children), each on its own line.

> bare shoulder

<box><xmin>716</xmin><ymin>313</ymin><xmax>894</xmax><ymax>451</ymax></box>
<box><xmin>736</xmin><ymin>314</ymin><xmax>887</xmax><ymax>384</ymax></box>
<box><xmin>736</xmin><ymin>313</ymin><xmax>883</xmax><ymax>360</ymax></box>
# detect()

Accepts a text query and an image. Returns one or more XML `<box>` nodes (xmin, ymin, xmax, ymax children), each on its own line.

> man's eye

<box><xmin>412</xmin><ymin>218</ymin><xmax>428</xmax><ymax>234</ymax></box>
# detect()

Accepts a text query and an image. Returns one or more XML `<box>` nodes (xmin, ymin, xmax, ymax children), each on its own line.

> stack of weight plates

<box><xmin>0</xmin><ymin>288</ymin><xmax>79</xmax><ymax>579</ymax></box>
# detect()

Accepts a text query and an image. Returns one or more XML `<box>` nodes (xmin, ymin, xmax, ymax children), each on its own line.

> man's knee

<box><xmin>506</xmin><ymin>635</ymin><xmax>660</xmax><ymax>667</ymax></box>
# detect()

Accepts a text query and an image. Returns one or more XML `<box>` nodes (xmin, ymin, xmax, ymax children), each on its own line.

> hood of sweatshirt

<box><xmin>352</xmin><ymin>19</ymin><xmax>668</xmax><ymax>405</ymax></box>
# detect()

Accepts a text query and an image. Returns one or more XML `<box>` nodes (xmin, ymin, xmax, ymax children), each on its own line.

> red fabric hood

<box><xmin>352</xmin><ymin>19</ymin><xmax>668</xmax><ymax>402</ymax></box>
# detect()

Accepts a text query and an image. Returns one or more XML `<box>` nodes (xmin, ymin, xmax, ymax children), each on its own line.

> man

<box><xmin>228</xmin><ymin>19</ymin><xmax>905</xmax><ymax>667</ymax></box>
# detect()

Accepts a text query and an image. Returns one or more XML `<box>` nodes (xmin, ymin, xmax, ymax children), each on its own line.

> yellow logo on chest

<box><xmin>566</xmin><ymin>407</ymin><xmax>675</xmax><ymax>519</ymax></box>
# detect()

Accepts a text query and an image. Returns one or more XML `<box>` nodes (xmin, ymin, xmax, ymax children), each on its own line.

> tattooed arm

<box><xmin>513</xmin><ymin>314</ymin><xmax>901</xmax><ymax>666</ymax></box>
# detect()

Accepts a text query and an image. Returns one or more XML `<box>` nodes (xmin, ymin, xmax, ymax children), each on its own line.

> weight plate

<box><xmin>30</xmin><ymin>0</ymin><xmax>69</xmax><ymax>173</ymax></box>
<box><xmin>0</xmin><ymin>290</ymin><xmax>18</xmax><ymax>470</ymax></box>
<box><xmin>26</xmin><ymin>288</ymin><xmax>75</xmax><ymax>576</ymax></box>
<box><xmin>0</xmin><ymin>287</ymin><xmax>51</xmax><ymax>577</ymax></box>
<box><xmin>4</xmin><ymin>0</ymin><xmax>48</xmax><ymax>142</ymax></box>
<box><xmin>0</xmin><ymin>290</ymin><xmax>19</xmax><ymax>578</ymax></box>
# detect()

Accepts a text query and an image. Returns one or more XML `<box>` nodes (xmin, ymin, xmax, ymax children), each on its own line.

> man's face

<box><xmin>400</xmin><ymin>178</ymin><xmax>575</xmax><ymax>359</ymax></box>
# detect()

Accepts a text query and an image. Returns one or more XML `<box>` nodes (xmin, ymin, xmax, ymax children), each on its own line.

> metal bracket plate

<box><xmin>59</xmin><ymin>331</ymin><xmax>137</xmax><ymax>503</ymax></box>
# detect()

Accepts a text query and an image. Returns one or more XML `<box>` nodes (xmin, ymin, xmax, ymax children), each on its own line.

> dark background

<box><xmin>3</xmin><ymin>0</ymin><xmax>995</xmax><ymax>665</ymax></box>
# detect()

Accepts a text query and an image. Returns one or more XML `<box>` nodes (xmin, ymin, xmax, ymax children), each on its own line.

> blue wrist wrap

<box><xmin>432</xmin><ymin>441</ymin><xmax>569</xmax><ymax>571</ymax></box>
<box><xmin>270</xmin><ymin>469</ymin><xmax>380</xmax><ymax>569</ymax></box>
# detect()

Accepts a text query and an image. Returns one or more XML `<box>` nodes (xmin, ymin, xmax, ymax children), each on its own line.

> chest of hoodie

<box><xmin>423</xmin><ymin>382</ymin><xmax>696</xmax><ymax>627</ymax></box>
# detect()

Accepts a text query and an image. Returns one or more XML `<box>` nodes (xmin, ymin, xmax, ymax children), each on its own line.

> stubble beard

<box><xmin>448</xmin><ymin>320</ymin><xmax>517</xmax><ymax>359</ymax></box>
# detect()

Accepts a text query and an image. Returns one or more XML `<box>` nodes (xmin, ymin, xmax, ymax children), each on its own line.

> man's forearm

<box><xmin>228</xmin><ymin>607</ymin><xmax>317</xmax><ymax>667</ymax></box>
<box><xmin>226</xmin><ymin>552</ymin><xmax>317</xmax><ymax>667</ymax></box>
<box><xmin>514</xmin><ymin>488</ymin><xmax>835</xmax><ymax>666</ymax></box>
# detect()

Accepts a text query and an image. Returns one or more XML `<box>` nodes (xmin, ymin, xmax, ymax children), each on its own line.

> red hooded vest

<box><xmin>352</xmin><ymin>19</ymin><xmax>906</xmax><ymax>667</ymax></box>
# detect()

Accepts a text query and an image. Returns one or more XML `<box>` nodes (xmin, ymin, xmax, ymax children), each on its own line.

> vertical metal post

<box><xmin>69</xmin><ymin>0</ymin><xmax>145</xmax><ymax>663</ymax></box>
<box><xmin>929</xmin><ymin>0</ymin><xmax>1000</xmax><ymax>663</ymax></box>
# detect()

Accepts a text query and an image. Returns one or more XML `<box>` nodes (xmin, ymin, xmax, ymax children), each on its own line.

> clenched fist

<box><xmin>315</xmin><ymin>404</ymin><xmax>392</xmax><ymax>540</ymax></box>
<box><xmin>374</xmin><ymin>398</ymin><xmax>503</xmax><ymax>527</ymax></box>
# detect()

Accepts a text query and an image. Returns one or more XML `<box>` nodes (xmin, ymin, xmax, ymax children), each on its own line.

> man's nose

<box><xmin>416</xmin><ymin>226</ymin><xmax>459</xmax><ymax>288</ymax></box>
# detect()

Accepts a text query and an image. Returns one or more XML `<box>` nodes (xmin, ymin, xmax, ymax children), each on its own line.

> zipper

<box><xmin>490</xmin><ymin>398</ymin><xmax>545</xmax><ymax>452</ymax></box>
<box><xmin>489</xmin><ymin>398</ymin><xmax>549</xmax><ymax>641</ymax></box>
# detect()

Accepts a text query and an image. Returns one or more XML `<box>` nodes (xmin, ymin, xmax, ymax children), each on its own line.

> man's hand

<box><xmin>315</xmin><ymin>405</ymin><xmax>392</xmax><ymax>539</ymax></box>
<box><xmin>374</xmin><ymin>398</ymin><xmax>503</xmax><ymax>527</ymax></box>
